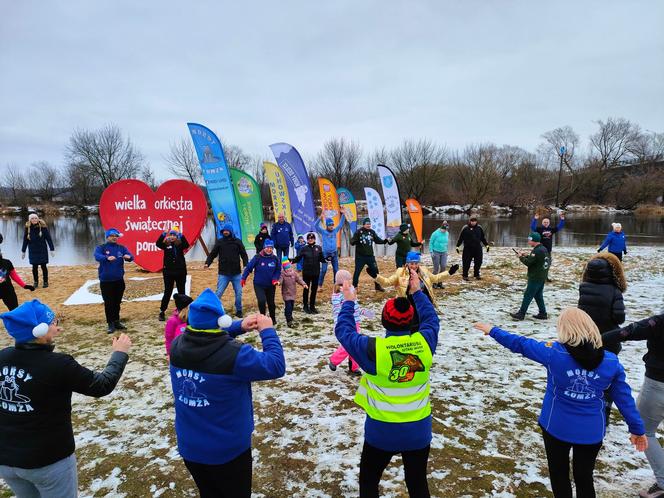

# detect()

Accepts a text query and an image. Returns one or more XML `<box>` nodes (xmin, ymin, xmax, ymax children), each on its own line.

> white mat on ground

<box><xmin>63</xmin><ymin>276</ymin><xmax>192</xmax><ymax>305</ymax></box>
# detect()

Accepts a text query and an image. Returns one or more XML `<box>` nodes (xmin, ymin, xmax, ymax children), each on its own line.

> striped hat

<box><xmin>381</xmin><ymin>297</ymin><xmax>414</xmax><ymax>331</ymax></box>
<box><xmin>282</xmin><ymin>257</ymin><xmax>291</xmax><ymax>270</ymax></box>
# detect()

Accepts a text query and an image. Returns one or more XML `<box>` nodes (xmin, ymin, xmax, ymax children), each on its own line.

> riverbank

<box><xmin>1</xmin><ymin>247</ymin><xmax>663</xmax><ymax>497</ymax></box>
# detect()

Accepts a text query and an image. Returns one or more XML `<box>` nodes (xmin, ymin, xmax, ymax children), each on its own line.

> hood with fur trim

<box><xmin>581</xmin><ymin>253</ymin><xmax>626</xmax><ymax>292</ymax></box>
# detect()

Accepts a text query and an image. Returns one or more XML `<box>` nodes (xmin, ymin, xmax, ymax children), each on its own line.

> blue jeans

<box><xmin>318</xmin><ymin>251</ymin><xmax>339</xmax><ymax>287</ymax></box>
<box><xmin>284</xmin><ymin>300</ymin><xmax>294</xmax><ymax>322</ymax></box>
<box><xmin>0</xmin><ymin>453</ymin><xmax>77</xmax><ymax>498</ymax></box>
<box><xmin>276</xmin><ymin>246</ymin><xmax>290</xmax><ymax>262</ymax></box>
<box><xmin>216</xmin><ymin>273</ymin><xmax>242</xmax><ymax>314</ymax></box>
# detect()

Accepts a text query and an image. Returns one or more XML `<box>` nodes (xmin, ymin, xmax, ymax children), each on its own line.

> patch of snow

<box><xmin>64</xmin><ymin>275</ymin><xmax>192</xmax><ymax>305</ymax></box>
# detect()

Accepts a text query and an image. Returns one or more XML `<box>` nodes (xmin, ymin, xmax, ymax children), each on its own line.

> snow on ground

<box><xmin>1</xmin><ymin>247</ymin><xmax>663</xmax><ymax>497</ymax></box>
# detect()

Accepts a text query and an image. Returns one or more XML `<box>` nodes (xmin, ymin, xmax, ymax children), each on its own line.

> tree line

<box><xmin>2</xmin><ymin>118</ymin><xmax>662</xmax><ymax>211</ymax></box>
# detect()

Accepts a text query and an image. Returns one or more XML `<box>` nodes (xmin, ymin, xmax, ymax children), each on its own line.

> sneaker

<box><xmin>158</xmin><ymin>311</ymin><xmax>166</xmax><ymax>321</ymax></box>
<box><xmin>349</xmin><ymin>369</ymin><xmax>362</xmax><ymax>377</ymax></box>
<box><xmin>309</xmin><ymin>307</ymin><xmax>319</xmax><ymax>314</ymax></box>
<box><xmin>287</xmin><ymin>320</ymin><xmax>294</xmax><ymax>328</ymax></box>
<box><xmin>106</xmin><ymin>323</ymin><xmax>116</xmax><ymax>334</ymax></box>
<box><xmin>510</xmin><ymin>312</ymin><xmax>525</xmax><ymax>321</ymax></box>
<box><xmin>114</xmin><ymin>320</ymin><xmax>127</xmax><ymax>330</ymax></box>
<box><xmin>43</xmin><ymin>282</ymin><xmax>49</xmax><ymax>288</ymax></box>
<box><xmin>532</xmin><ymin>313</ymin><xmax>548</xmax><ymax>320</ymax></box>
<box><xmin>640</xmin><ymin>483</ymin><xmax>664</xmax><ymax>498</ymax></box>
<box><xmin>235</xmin><ymin>311</ymin><xmax>243</xmax><ymax>318</ymax></box>
<box><xmin>328</xmin><ymin>361</ymin><xmax>337</xmax><ymax>371</ymax></box>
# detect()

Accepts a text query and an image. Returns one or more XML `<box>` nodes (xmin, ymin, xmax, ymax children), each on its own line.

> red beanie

<box><xmin>381</xmin><ymin>297</ymin><xmax>414</xmax><ymax>331</ymax></box>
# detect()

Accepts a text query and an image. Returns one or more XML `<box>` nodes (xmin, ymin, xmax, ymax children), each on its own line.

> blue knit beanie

<box><xmin>325</xmin><ymin>218</ymin><xmax>334</xmax><ymax>227</ymax></box>
<box><xmin>188</xmin><ymin>289</ymin><xmax>232</xmax><ymax>330</ymax></box>
<box><xmin>263</xmin><ymin>239</ymin><xmax>275</xmax><ymax>248</ymax></box>
<box><xmin>406</xmin><ymin>251</ymin><xmax>421</xmax><ymax>263</ymax></box>
<box><xmin>105</xmin><ymin>228</ymin><xmax>121</xmax><ymax>238</ymax></box>
<box><xmin>0</xmin><ymin>300</ymin><xmax>56</xmax><ymax>343</ymax></box>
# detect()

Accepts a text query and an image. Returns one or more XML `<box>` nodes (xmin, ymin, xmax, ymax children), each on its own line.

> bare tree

<box><xmin>140</xmin><ymin>165</ymin><xmax>158</xmax><ymax>190</ymax></box>
<box><xmin>165</xmin><ymin>137</ymin><xmax>202</xmax><ymax>183</ymax></box>
<box><xmin>538</xmin><ymin>126</ymin><xmax>587</xmax><ymax>207</ymax></box>
<box><xmin>313</xmin><ymin>137</ymin><xmax>365</xmax><ymax>193</ymax></box>
<box><xmin>66</xmin><ymin>124</ymin><xmax>145</xmax><ymax>188</ymax></box>
<box><xmin>2</xmin><ymin>163</ymin><xmax>27</xmax><ymax>205</ymax></box>
<box><xmin>452</xmin><ymin>144</ymin><xmax>501</xmax><ymax>210</ymax></box>
<box><xmin>27</xmin><ymin>161</ymin><xmax>62</xmax><ymax>202</ymax></box>
<box><xmin>387</xmin><ymin>139</ymin><xmax>447</xmax><ymax>202</ymax></box>
<box><xmin>66</xmin><ymin>161</ymin><xmax>102</xmax><ymax>205</ymax></box>
<box><xmin>223</xmin><ymin>142</ymin><xmax>253</xmax><ymax>170</ymax></box>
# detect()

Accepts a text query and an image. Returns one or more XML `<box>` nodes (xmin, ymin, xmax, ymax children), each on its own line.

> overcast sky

<box><xmin>1</xmin><ymin>1</ymin><xmax>662</xmax><ymax>179</ymax></box>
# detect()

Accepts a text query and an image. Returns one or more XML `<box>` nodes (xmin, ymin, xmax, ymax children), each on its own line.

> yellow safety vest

<box><xmin>354</xmin><ymin>332</ymin><xmax>432</xmax><ymax>423</ymax></box>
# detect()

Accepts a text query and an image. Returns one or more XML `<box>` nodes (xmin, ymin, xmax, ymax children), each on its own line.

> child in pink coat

<box><xmin>280</xmin><ymin>258</ymin><xmax>307</xmax><ymax>328</ymax></box>
<box><xmin>164</xmin><ymin>293</ymin><xmax>193</xmax><ymax>357</ymax></box>
<box><xmin>328</xmin><ymin>269</ymin><xmax>374</xmax><ymax>374</ymax></box>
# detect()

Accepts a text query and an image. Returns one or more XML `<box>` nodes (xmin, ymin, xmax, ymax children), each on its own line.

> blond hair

<box><xmin>557</xmin><ymin>308</ymin><xmax>602</xmax><ymax>348</ymax></box>
<box><xmin>178</xmin><ymin>307</ymin><xmax>189</xmax><ymax>323</ymax></box>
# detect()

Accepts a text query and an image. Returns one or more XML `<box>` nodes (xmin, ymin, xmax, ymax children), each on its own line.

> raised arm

<box><xmin>334</xmin><ymin>300</ymin><xmax>375</xmax><ymax>374</ymax></box>
<box><xmin>487</xmin><ymin>327</ymin><xmax>554</xmax><ymax>366</ymax></box>
<box><xmin>412</xmin><ymin>290</ymin><xmax>439</xmax><ymax>353</ymax></box>
<box><xmin>375</xmin><ymin>270</ymin><xmax>400</xmax><ymax>288</ymax></box>
<box><xmin>65</xmin><ymin>351</ymin><xmax>129</xmax><ymax>397</ymax></box>
<box><xmin>233</xmin><ymin>327</ymin><xmax>286</xmax><ymax>381</ymax></box>
<box><xmin>94</xmin><ymin>245</ymin><xmax>107</xmax><ymax>262</ymax></box>
<box><xmin>530</xmin><ymin>217</ymin><xmax>538</xmax><ymax>231</ymax></box>
<box><xmin>180</xmin><ymin>234</ymin><xmax>191</xmax><ymax>251</ymax></box>
<box><xmin>156</xmin><ymin>233</ymin><xmax>168</xmax><ymax>250</ymax></box>
<box><xmin>602</xmin><ymin>314</ymin><xmax>664</xmax><ymax>346</ymax></box>
<box><xmin>608</xmin><ymin>362</ymin><xmax>645</xmax><ymax>436</ymax></box>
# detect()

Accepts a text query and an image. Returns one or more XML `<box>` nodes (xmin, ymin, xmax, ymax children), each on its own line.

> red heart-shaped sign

<box><xmin>99</xmin><ymin>179</ymin><xmax>208</xmax><ymax>272</ymax></box>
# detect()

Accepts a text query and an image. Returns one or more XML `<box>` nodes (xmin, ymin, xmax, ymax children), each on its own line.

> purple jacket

<box><xmin>280</xmin><ymin>268</ymin><xmax>305</xmax><ymax>301</ymax></box>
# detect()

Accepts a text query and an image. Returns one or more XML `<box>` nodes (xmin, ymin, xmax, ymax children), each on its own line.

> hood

<box><xmin>582</xmin><ymin>253</ymin><xmax>626</xmax><ymax>292</ymax></box>
<box><xmin>564</xmin><ymin>341</ymin><xmax>605</xmax><ymax>371</ymax></box>
<box><xmin>175</xmin><ymin>329</ymin><xmax>232</xmax><ymax>364</ymax></box>
<box><xmin>221</xmin><ymin>224</ymin><xmax>234</xmax><ymax>237</ymax></box>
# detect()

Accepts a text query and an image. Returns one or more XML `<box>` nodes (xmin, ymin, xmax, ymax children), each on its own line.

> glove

<box><xmin>326</xmin><ymin>255</ymin><xmax>333</xmax><ymax>262</ymax></box>
<box><xmin>597</xmin><ymin>248</ymin><xmax>601</xmax><ymax>253</ymax></box>
<box><xmin>456</xmin><ymin>247</ymin><xmax>460</xmax><ymax>254</ymax></box>
<box><xmin>21</xmin><ymin>252</ymin><xmax>26</xmax><ymax>260</ymax></box>
<box><xmin>240</xmin><ymin>279</ymin><xmax>246</xmax><ymax>287</ymax></box>
<box><xmin>272</xmin><ymin>280</ymin><xmax>280</xmax><ymax>286</ymax></box>
<box><xmin>24</xmin><ymin>284</ymin><xmax>35</xmax><ymax>292</ymax></box>
<box><xmin>624</xmin><ymin>250</ymin><xmax>628</xmax><ymax>255</ymax></box>
<box><xmin>486</xmin><ymin>245</ymin><xmax>491</xmax><ymax>253</ymax></box>
<box><xmin>448</xmin><ymin>264</ymin><xmax>459</xmax><ymax>275</ymax></box>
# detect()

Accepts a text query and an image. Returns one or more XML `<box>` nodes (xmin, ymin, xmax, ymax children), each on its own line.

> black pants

<box><xmin>541</xmin><ymin>426</ymin><xmax>602</xmax><ymax>498</ymax></box>
<box><xmin>160</xmin><ymin>272</ymin><xmax>187</xmax><ymax>312</ymax></box>
<box><xmin>609</xmin><ymin>251</ymin><xmax>623</xmax><ymax>262</ymax></box>
<box><xmin>359</xmin><ymin>441</ymin><xmax>430</xmax><ymax>498</ymax></box>
<box><xmin>353</xmin><ymin>255</ymin><xmax>379</xmax><ymax>287</ymax></box>
<box><xmin>254</xmin><ymin>285</ymin><xmax>276</xmax><ymax>323</ymax></box>
<box><xmin>0</xmin><ymin>286</ymin><xmax>19</xmax><ymax>311</ymax></box>
<box><xmin>184</xmin><ymin>448</ymin><xmax>252</xmax><ymax>498</ymax></box>
<box><xmin>462</xmin><ymin>246</ymin><xmax>483</xmax><ymax>278</ymax></box>
<box><xmin>302</xmin><ymin>272</ymin><xmax>320</xmax><ymax>309</ymax></box>
<box><xmin>31</xmin><ymin>264</ymin><xmax>48</xmax><ymax>284</ymax></box>
<box><xmin>100</xmin><ymin>280</ymin><xmax>125</xmax><ymax>324</ymax></box>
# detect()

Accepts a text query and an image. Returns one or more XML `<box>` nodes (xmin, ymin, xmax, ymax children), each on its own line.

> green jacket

<box><xmin>519</xmin><ymin>244</ymin><xmax>550</xmax><ymax>282</ymax></box>
<box><xmin>389</xmin><ymin>232</ymin><xmax>422</xmax><ymax>257</ymax></box>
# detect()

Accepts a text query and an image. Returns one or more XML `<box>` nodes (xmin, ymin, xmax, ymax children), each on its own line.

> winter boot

<box><xmin>106</xmin><ymin>322</ymin><xmax>116</xmax><ymax>334</ymax></box>
<box><xmin>303</xmin><ymin>304</ymin><xmax>311</xmax><ymax>314</ymax></box>
<box><xmin>474</xmin><ymin>275</ymin><xmax>482</xmax><ymax>280</ymax></box>
<box><xmin>235</xmin><ymin>310</ymin><xmax>243</xmax><ymax>318</ymax></box>
<box><xmin>640</xmin><ymin>483</ymin><xmax>664</xmax><ymax>498</ymax></box>
<box><xmin>43</xmin><ymin>281</ymin><xmax>49</xmax><ymax>288</ymax></box>
<box><xmin>287</xmin><ymin>320</ymin><xmax>294</xmax><ymax>328</ymax></box>
<box><xmin>328</xmin><ymin>360</ymin><xmax>337</xmax><ymax>371</ymax></box>
<box><xmin>309</xmin><ymin>307</ymin><xmax>319</xmax><ymax>314</ymax></box>
<box><xmin>532</xmin><ymin>312</ymin><xmax>548</xmax><ymax>320</ymax></box>
<box><xmin>158</xmin><ymin>311</ymin><xmax>166</xmax><ymax>321</ymax></box>
<box><xmin>374</xmin><ymin>282</ymin><xmax>385</xmax><ymax>292</ymax></box>
<box><xmin>510</xmin><ymin>311</ymin><xmax>525</xmax><ymax>321</ymax></box>
<box><xmin>33</xmin><ymin>280</ymin><xmax>38</xmax><ymax>288</ymax></box>
<box><xmin>114</xmin><ymin>320</ymin><xmax>127</xmax><ymax>330</ymax></box>
<box><xmin>462</xmin><ymin>276</ymin><xmax>469</xmax><ymax>281</ymax></box>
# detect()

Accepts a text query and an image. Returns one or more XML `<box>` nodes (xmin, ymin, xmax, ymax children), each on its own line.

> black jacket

<box><xmin>578</xmin><ymin>257</ymin><xmax>626</xmax><ymax>354</ymax></box>
<box><xmin>206</xmin><ymin>234</ymin><xmax>249</xmax><ymax>276</ymax></box>
<box><xmin>254</xmin><ymin>232</ymin><xmax>271</xmax><ymax>252</ymax></box>
<box><xmin>603</xmin><ymin>314</ymin><xmax>664</xmax><ymax>382</ymax></box>
<box><xmin>456</xmin><ymin>224</ymin><xmax>488</xmax><ymax>250</ymax></box>
<box><xmin>0</xmin><ymin>343</ymin><xmax>128</xmax><ymax>468</ymax></box>
<box><xmin>291</xmin><ymin>243</ymin><xmax>325</xmax><ymax>275</ymax></box>
<box><xmin>156</xmin><ymin>233</ymin><xmax>190</xmax><ymax>275</ymax></box>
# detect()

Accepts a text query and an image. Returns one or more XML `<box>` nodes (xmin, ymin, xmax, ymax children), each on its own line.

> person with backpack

<box><xmin>455</xmin><ymin>216</ymin><xmax>489</xmax><ymax>281</ymax></box>
<box><xmin>335</xmin><ymin>269</ymin><xmax>439</xmax><ymax>497</ymax></box>
<box><xmin>474</xmin><ymin>307</ymin><xmax>647</xmax><ymax>498</ymax></box>
<box><xmin>0</xmin><ymin>299</ymin><xmax>131</xmax><ymax>498</ymax></box>
<box><xmin>204</xmin><ymin>224</ymin><xmax>249</xmax><ymax>318</ymax></box>
<box><xmin>156</xmin><ymin>225</ymin><xmax>190</xmax><ymax>321</ymax></box>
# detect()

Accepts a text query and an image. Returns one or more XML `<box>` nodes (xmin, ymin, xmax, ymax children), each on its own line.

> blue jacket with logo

<box><xmin>315</xmin><ymin>214</ymin><xmax>345</xmax><ymax>254</ymax></box>
<box><xmin>169</xmin><ymin>321</ymin><xmax>286</xmax><ymax>464</ymax></box>
<box><xmin>241</xmin><ymin>251</ymin><xmax>281</xmax><ymax>288</ymax></box>
<box><xmin>335</xmin><ymin>290</ymin><xmax>439</xmax><ymax>452</ymax></box>
<box><xmin>489</xmin><ymin>327</ymin><xmax>644</xmax><ymax>443</ymax></box>
<box><xmin>94</xmin><ymin>243</ymin><xmax>134</xmax><ymax>282</ymax></box>
<box><xmin>599</xmin><ymin>230</ymin><xmax>627</xmax><ymax>254</ymax></box>
<box><xmin>270</xmin><ymin>221</ymin><xmax>294</xmax><ymax>249</ymax></box>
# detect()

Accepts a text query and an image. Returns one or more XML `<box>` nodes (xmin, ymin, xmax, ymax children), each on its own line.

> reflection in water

<box><xmin>0</xmin><ymin>213</ymin><xmax>661</xmax><ymax>267</ymax></box>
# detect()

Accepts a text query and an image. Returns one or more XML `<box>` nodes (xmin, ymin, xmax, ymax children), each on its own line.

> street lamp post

<box><xmin>555</xmin><ymin>146</ymin><xmax>566</xmax><ymax>208</ymax></box>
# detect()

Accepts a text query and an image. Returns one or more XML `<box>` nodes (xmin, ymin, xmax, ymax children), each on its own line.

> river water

<box><xmin>0</xmin><ymin>213</ymin><xmax>662</xmax><ymax>267</ymax></box>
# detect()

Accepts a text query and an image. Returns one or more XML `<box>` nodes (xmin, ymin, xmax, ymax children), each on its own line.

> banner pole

<box><xmin>197</xmin><ymin>236</ymin><xmax>210</xmax><ymax>257</ymax></box>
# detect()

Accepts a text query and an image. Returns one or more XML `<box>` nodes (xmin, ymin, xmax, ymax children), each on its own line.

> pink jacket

<box><xmin>280</xmin><ymin>268</ymin><xmax>306</xmax><ymax>301</ymax></box>
<box><xmin>164</xmin><ymin>309</ymin><xmax>186</xmax><ymax>356</ymax></box>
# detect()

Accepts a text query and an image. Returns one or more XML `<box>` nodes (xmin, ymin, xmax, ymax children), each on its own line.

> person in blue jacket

<box><xmin>598</xmin><ymin>222</ymin><xmax>627</xmax><ymax>261</ymax></box>
<box><xmin>474</xmin><ymin>307</ymin><xmax>647</xmax><ymax>498</ymax></box>
<box><xmin>94</xmin><ymin>228</ymin><xmax>134</xmax><ymax>334</ymax></box>
<box><xmin>241</xmin><ymin>239</ymin><xmax>281</xmax><ymax>325</ymax></box>
<box><xmin>270</xmin><ymin>213</ymin><xmax>294</xmax><ymax>262</ymax></box>
<box><xmin>169</xmin><ymin>288</ymin><xmax>286</xmax><ymax>498</ymax></box>
<box><xmin>21</xmin><ymin>213</ymin><xmax>55</xmax><ymax>288</ymax></box>
<box><xmin>315</xmin><ymin>209</ymin><xmax>346</xmax><ymax>289</ymax></box>
<box><xmin>335</xmin><ymin>268</ymin><xmax>439</xmax><ymax>497</ymax></box>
